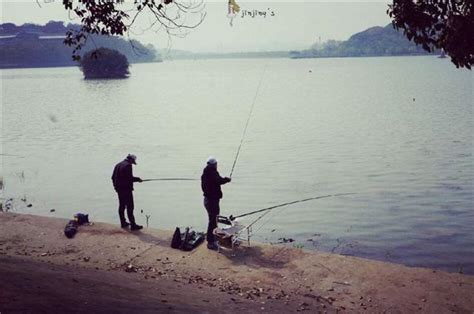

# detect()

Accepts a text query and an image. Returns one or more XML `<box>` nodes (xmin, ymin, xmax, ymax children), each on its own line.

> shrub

<box><xmin>80</xmin><ymin>47</ymin><xmax>129</xmax><ymax>79</ymax></box>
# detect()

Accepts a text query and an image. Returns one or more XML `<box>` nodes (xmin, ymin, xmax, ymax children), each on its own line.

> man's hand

<box><xmin>137</xmin><ymin>177</ymin><xmax>143</xmax><ymax>183</ymax></box>
<box><xmin>225</xmin><ymin>177</ymin><xmax>231</xmax><ymax>183</ymax></box>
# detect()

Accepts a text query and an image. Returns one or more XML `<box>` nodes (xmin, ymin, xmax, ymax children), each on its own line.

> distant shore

<box><xmin>0</xmin><ymin>212</ymin><xmax>473</xmax><ymax>313</ymax></box>
<box><xmin>0</xmin><ymin>59</ymin><xmax>161</xmax><ymax>70</ymax></box>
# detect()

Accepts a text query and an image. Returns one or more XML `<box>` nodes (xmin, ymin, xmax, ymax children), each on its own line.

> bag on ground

<box><xmin>170</xmin><ymin>227</ymin><xmax>205</xmax><ymax>251</ymax></box>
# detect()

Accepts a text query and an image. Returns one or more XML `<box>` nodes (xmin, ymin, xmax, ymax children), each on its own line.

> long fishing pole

<box><xmin>0</xmin><ymin>153</ymin><xmax>24</xmax><ymax>157</ymax></box>
<box><xmin>230</xmin><ymin>193</ymin><xmax>355</xmax><ymax>221</ymax></box>
<box><xmin>142</xmin><ymin>178</ymin><xmax>197</xmax><ymax>182</ymax></box>
<box><xmin>229</xmin><ymin>64</ymin><xmax>267</xmax><ymax>178</ymax></box>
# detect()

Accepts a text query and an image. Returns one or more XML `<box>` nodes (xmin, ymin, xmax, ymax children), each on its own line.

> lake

<box><xmin>1</xmin><ymin>56</ymin><xmax>473</xmax><ymax>274</ymax></box>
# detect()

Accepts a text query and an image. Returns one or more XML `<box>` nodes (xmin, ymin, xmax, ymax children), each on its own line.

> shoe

<box><xmin>130</xmin><ymin>224</ymin><xmax>143</xmax><ymax>231</ymax></box>
<box><xmin>207</xmin><ymin>242</ymin><xmax>218</xmax><ymax>251</ymax></box>
<box><xmin>121</xmin><ymin>222</ymin><xmax>130</xmax><ymax>228</ymax></box>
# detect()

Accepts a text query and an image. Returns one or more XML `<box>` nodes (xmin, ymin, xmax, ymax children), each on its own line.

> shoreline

<box><xmin>1</xmin><ymin>212</ymin><xmax>473</xmax><ymax>313</ymax></box>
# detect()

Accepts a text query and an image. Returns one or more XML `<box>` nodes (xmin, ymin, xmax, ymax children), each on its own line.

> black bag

<box><xmin>64</xmin><ymin>220</ymin><xmax>79</xmax><ymax>239</ymax></box>
<box><xmin>171</xmin><ymin>227</ymin><xmax>182</xmax><ymax>249</ymax></box>
<box><xmin>74</xmin><ymin>213</ymin><xmax>89</xmax><ymax>225</ymax></box>
<box><xmin>170</xmin><ymin>227</ymin><xmax>205</xmax><ymax>251</ymax></box>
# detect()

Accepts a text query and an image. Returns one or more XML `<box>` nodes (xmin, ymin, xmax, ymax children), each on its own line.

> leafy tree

<box><xmin>43</xmin><ymin>21</ymin><xmax>67</xmax><ymax>34</ymax></box>
<box><xmin>80</xmin><ymin>48</ymin><xmax>129</xmax><ymax>79</ymax></box>
<box><xmin>0</xmin><ymin>23</ymin><xmax>18</xmax><ymax>34</ymax></box>
<box><xmin>388</xmin><ymin>0</ymin><xmax>473</xmax><ymax>69</ymax></box>
<box><xmin>19</xmin><ymin>23</ymin><xmax>43</xmax><ymax>33</ymax></box>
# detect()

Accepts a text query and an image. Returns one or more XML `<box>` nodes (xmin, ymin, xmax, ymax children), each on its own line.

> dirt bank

<box><xmin>0</xmin><ymin>212</ymin><xmax>473</xmax><ymax>313</ymax></box>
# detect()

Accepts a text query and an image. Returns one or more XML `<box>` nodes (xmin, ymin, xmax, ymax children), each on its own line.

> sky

<box><xmin>0</xmin><ymin>1</ymin><xmax>392</xmax><ymax>52</ymax></box>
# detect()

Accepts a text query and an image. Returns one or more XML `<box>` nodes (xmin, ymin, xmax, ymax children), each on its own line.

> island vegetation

<box><xmin>80</xmin><ymin>48</ymin><xmax>129</xmax><ymax>79</ymax></box>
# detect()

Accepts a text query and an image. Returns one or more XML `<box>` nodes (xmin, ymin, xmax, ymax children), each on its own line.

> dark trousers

<box><xmin>204</xmin><ymin>197</ymin><xmax>220</xmax><ymax>243</ymax></box>
<box><xmin>117</xmin><ymin>190</ymin><xmax>136</xmax><ymax>226</ymax></box>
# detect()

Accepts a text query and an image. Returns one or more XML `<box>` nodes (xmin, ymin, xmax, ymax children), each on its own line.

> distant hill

<box><xmin>0</xmin><ymin>21</ymin><xmax>161</xmax><ymax>69</ymax></box>
<box><xmin>160</xmin><ymin>24</ymin><xmax>435</xmax><ymax>61</ymax></box>
<box><xmin>291</xmin><ymin>24</ymin><xmax>434</xmax><ymax>59</ymax></box>
<box><xmin>158</xmin><ymin>49</ymin><xmax>290</xmax><ymax>60</ymax></box>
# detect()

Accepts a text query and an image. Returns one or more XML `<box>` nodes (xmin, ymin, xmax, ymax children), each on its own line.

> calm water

<box><xmin>1</xmin><ymin>57</ymin><xmax>473</xmax><ymax>274</ymax></box>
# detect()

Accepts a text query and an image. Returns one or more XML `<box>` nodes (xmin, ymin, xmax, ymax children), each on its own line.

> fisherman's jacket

<box><xmin>201</xmin><ymin>166</ymin><xmax>230</xmax><ymax>199</ymax></box>
<box><xmin>111</xmin><ymin>160</ymin><xmax>140</xmax><ymax>192</ymax></box>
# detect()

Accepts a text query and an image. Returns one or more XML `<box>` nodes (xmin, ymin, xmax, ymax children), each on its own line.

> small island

<box><xmin>80</xmin><ymin>48</ymin><xmax>129</xmax><ymax>79</ymax></box>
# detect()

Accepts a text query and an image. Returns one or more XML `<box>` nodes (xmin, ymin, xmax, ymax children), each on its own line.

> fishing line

<box><xmin>142</xmin><ymin>178</ymin><xmax>197</xmax><ymax>182</ymax></box>
<box><xmin>252</xmin><ymin>203</ymin><xmax>288</xmax><ymax>235</ymax></box>
<box><xmin>229</xmin><ymin>63</ymin><xmax>267</xmax><ymax>178</ymax></box>
<box><xmin>231</xmin><ymin>193</ymin><xmax>355</xmax><ymax>220</ymax></box>
<box><xmin>233</xmin><ymin>193</ymin><xmax>355</xmax><ymax>238</ymax></box>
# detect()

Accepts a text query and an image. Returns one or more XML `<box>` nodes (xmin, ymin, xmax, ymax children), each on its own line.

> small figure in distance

<box><xmin>201</xmin><ymin>156</ymin><xmax>231</xmax><ymax>251</ymax></box>
<box><xmin>111</xmin><ymin>154</ymin><xmax>143</xmax><ymax>231</ymax></box>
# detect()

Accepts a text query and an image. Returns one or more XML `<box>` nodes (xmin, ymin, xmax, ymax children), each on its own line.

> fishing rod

<box><xmin>230</xmin><ymin>193</ymin><xmax>355</xmax><ymax>221</ymax></box>
<box><xmin>229</xmin><ymin>64</ymin><xmax>267</xmax><ymax>178</ymax></box>
<box><xmin>141</xmin><ymin>178</ymin><xmax>197</xmax><ymax>182</ymax></box>
<box><xmin>0</xmin><ymin>153</ymin><xmax>24</xmax><ymax>157</ymax></box>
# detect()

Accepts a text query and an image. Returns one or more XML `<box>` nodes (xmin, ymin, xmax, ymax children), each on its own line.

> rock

<box><xmin>125</xmin><ymin>264</ymin><xmax>138</xmax><ymax>272</ymax></box>
<box><xmin>27</xmin><ymin>204</ymin><xmax>33</xmax><ymax>208</ymax></box>
<box><xmin>333</xmin><ymin>281</ymin><xmax>351</xmax><ymax>286</ymax></box>
<box><xmin>278</xmin><ymin>237</ymin><xmax>295</xmax><ymax>243</ymax></box>
<box><xmin>83</xmin><ymin>257</ymin><xmax>90</xmax><ymax>262</ymax></box>
<box><xmin>50</xmin><ymin>209</ymin><xmax>55</xmax><ymax>212</ymax></box>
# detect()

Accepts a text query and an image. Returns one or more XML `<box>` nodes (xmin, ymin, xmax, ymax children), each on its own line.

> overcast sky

<box><xmin>0</xmin><ymin>0</ymin><xmax>392</xmax><ymax>52</ymax></box>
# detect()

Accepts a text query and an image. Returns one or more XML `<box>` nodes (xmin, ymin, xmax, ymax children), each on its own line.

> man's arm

<box><xmin>128</xmin><ymin>164</ymin><xmax>142</xmax><ymax>182</ymax></box>
<box><xmin>111</xmin><ymin>165</ymin><xmax>118</xmax><ymax>190</ymax></box>
<box><xmin>133</xmin><ymin>176</ymin><xmax>142</xmax><ymax>182</ymax></box>
<box><xmin>215</xmin><ymin>172</ymin><xmax>231</xmax><ymax>185</ymax></box>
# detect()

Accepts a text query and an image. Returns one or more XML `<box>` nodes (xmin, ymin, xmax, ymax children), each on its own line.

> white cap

<box><xmin>126</xmin><ymin>154</ymin><xmax>137</xmax><ymax>164</ymax></box>
<box><xmin>206</xmin><ymin>156</ymin><xmax>218</xmax><ymax>165</ymax></box>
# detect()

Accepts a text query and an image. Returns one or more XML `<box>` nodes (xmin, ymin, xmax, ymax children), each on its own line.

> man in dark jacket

<box><xmin>201</xmin><ymin>156</ymin><xmax>231</xmax><ymax>250</ymax></box>
<box><xmin>112</xmin><ymin>154</ymin><xmax>143</xmax><ymax>230</ymax></box>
